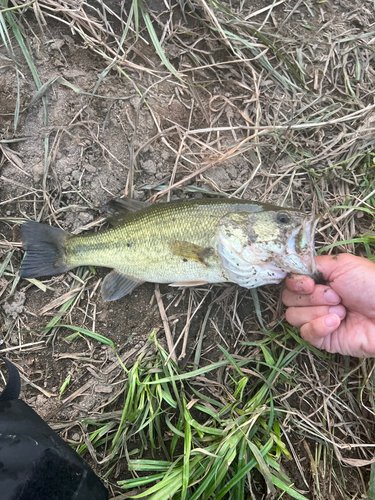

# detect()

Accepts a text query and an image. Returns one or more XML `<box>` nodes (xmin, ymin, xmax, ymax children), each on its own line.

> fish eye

<box><xmin>276</xmin><ymin>211</ymin><xmax>290</xmax><ymax>224</ymax></box>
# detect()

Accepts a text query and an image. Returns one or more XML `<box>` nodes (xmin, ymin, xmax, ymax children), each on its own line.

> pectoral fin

<box><xmin>170</xmin><ymin>241</ymin><xmax>213</xmax><ymax>265</ymax></box>
<box><xmin>101</xmin><ymin>270</ymin><xmax>144</xmax><ymax>301</ymax></box>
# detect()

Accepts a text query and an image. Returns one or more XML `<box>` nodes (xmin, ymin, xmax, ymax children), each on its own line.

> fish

<box><xmin>19</xmin><ymin>197</ymin><xmax>320</xmax><ymax>301</ymax></box>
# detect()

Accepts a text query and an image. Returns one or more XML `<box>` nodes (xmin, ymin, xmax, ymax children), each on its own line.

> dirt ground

<box><xmin>1</xmin><ymin>0</ymin><xmax>375</xmax><ymax>498</ymax></box>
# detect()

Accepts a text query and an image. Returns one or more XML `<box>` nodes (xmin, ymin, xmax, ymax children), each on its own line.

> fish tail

<box><xmin>20</xmin><ymin>221</ymin><xmax>73</xmax><ymax>278</ymax></box>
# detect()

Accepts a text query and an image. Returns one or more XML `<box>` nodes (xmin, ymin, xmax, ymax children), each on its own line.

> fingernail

<box><xmin>295</xmin><ymin>280</ymin><xmax>306</xmax><ymax>293</ymax></box>
<box><xmin>324</xmin><ymin>314</ymin><xmax>339</xmax><ymax>327</ymax></box>
<box><xmin>329</xmin><ymin>305</ymin><xmax>345</xmax><ymax>318</ymax></box>
<box><xmin>324</xmin><ymin>289</ymin><xmax>340</xmax><ymax>304</ymax></box>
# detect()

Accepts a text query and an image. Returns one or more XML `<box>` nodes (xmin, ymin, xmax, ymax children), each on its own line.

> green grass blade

<box><xmin>368</xmin><ymin>462</ymin><xmax>375</xmax><ymax>500</ymax></box>
<box><xmin>248</xmin><ymin>441</ymin><xmax>275</xmax><ymax>494</ymax></box>
<box><xmin>139</xmin><ymin>0</ymin><xmax>184</xmax><ymax>83</ymax></box>
<box><xmin>56</xmin><ymin>324</ymin><xmax>115</xmax><ymax>348</ymax></box>
<box><xmin>181</xmin><ymin>404</ymin><xmax>192</xmax><ymax>500</ymax></box>
<box><xmin>250</xmin><ymin>288</ymin><xmax>265</xmax><ymax>328</ymax></box>
<box><xmin>271</xmin><ymin>474</ymin><xmax>310</xmax><ymax>500</ymax></box>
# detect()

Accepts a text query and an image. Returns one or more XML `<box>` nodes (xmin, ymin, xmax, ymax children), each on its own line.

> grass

<box><xmin>76</xmin><ymin>329</ymin><xmax>310</xmax><ymax>499</ymax></box>
<box><xmin>0</xmin><ymin>0</ymin><xmax>375</xmax><ymax>499</ymax></box>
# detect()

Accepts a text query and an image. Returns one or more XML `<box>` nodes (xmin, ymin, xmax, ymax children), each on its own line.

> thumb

<box><xmin>315</xmin><ymin>255</ymin><xmax>375</xmax><ymax>313</ymax></box>
<box><xmin>285</xmin><ymin>254</ymin><xmax>361</xmax><ymax>294</ymax></box>
<box><xmin>314</xmin><ymin>253</ymin><xmax>368</xmax><ymax>281</ymax></box>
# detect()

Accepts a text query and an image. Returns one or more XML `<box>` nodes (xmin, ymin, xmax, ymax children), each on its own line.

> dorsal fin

<box><xmin>101</xmin><ymin>198</ymin><xmax>151</xmax><ymax>226</ymax></box>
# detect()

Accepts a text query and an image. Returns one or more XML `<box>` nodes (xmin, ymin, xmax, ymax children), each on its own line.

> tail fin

<box><xmin>20</xmin><ymin>222</ymin><xmax>73</xmax><ymax>279</ymax></box>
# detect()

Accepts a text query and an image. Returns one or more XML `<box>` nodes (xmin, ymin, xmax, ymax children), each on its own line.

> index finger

<box><xmin>284</xmin><ymin>273</ymin><xmax>315</xmax><ymax>294</ymax></box>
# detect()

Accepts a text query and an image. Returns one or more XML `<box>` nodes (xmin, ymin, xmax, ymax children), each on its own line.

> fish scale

<box><xmin>66</xmin><ymin>199</ymin><xmax>245</xmax><ymax>283</ymax></box>
<box><xmin>19</xmin><ymin>197</ymin><xmax>320</xmax><ymax>301</ymax></box>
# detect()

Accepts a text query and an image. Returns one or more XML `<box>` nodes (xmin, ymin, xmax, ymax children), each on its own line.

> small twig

<box><xmin>193</xmin><ymin>304</ymin><xmax>213</xmax><ymax>368</ymax></box>
<box><xmin>0</xmin><ymin>340</ymin><xmax>45</xmax><ymax>353</ymax></box>
<box><xmin>320</xmin><ymin>187</ymin><xmax>375</xmax><ymax>231</ymax></box>
<box><xmin>154</xmin><ymin>284</ymin><xmax>177</xmax><ymax>363</ymax></box>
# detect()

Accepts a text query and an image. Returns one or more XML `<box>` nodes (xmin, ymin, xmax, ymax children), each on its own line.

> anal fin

<box><xmin>101</xmin><ymin>270</ymin><xmax>143</xmax><ymax>301</ymax></box>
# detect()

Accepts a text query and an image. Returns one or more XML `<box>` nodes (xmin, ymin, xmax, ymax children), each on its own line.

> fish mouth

<box><xmin>284</xmin><ymin>213</ymin><xmax>321</xmax><ymax>279</ymax></box>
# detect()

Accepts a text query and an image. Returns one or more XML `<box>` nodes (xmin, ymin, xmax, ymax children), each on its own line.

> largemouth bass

<box><xmin>19</xmin><ymin>198</ymin><xmax>319</xmax><ymax>301</ymax></box>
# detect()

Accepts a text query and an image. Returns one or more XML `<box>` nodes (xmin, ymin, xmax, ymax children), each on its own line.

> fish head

<box><xmin>216</xmin><ymin>207</ymin><xmax>320</xmax><ymax>287</ymax></box>
<box><xmin>253</xmin><ymin>208</ymin><xmax>320</xmax><ymax>278</ymax></box>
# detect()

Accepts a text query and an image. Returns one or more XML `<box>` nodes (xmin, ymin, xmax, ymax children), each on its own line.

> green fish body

<box><xmin>20</xmin><ymin>198</ymin><xmax>319</xmax><ymax>301</ymax></box>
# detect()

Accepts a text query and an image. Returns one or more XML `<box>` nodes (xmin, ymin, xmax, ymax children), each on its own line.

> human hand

<box><xmin>282</xmin><ymin>254</ymin><xmax>375</xmax><ymax>357</ymax></box>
